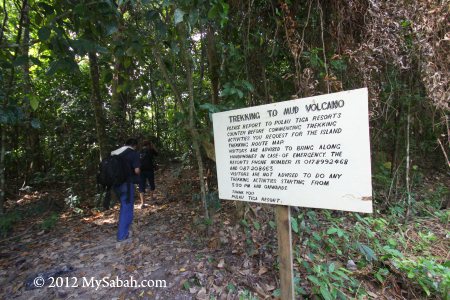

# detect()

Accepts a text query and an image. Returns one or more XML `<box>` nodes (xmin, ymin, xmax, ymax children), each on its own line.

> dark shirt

<box><xmin>115</xmin><ymin>147</ymin><xmax>141</xmax><ymax>182</ymax></box>
<box><xmin>140</xmin><ymin>148</ymin><xmax>158</xmax><ymax>171</ymax></box>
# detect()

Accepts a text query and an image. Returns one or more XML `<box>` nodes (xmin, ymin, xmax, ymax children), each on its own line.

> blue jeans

<box><xmin>115</xmin><ymin>182</ymin><xmax>135</xmax><ymax>241</ymax></box>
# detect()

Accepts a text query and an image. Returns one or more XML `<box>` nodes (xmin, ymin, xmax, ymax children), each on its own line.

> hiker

<box><xmin>138</xmin><ymin>140</ymin><xmax>158</xmax><ymax>208</ymax></box>
<box><xmin>111</xmin><ymin>138</ymin><xmax>141</xmax><ymax>241</ymax></box>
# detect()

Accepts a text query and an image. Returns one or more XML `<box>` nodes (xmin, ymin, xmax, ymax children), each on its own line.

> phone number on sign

<box><xmin>303</xmin><ymin>159</ymin><xmax>348</xmax><ymax>165</ymax></box>
<box><xmin>33</xmin><ymin>276</ymin><xmax>167</xmax><ymax>290</ymax></box>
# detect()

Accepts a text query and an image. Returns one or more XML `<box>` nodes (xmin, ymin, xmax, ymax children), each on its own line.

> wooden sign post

<box><xmin>212</xmin><ymin>88</ymin><xmax>373</xmax><ymax>299</ymax></box>
<box><xmin>275</xmin><ymin>205</ymin><xmax>295</xmax><ymax>300</ymax></box>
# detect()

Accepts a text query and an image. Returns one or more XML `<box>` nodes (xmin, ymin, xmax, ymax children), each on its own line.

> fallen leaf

<box><xmin>258</xmin><ymin>266</ymin><xmax>268</xmax><ymax>275</ymax></box>
<box><xmin>217</xmin><ymin>259</ymin><xmax>225</xmax><ymax>269</ymax></box>
<box><xmin>96</xmin><ymin>254</ymin><xmax>105</xmax><ymax>260</ymax></box>
<box><xmin>126</xmin><ymin>265</ymin><xmax>136</xmax><ymax>272</ymax></box>
<box><xmin>197</xmin><ymin>287</ymin><xmax>208</xmax><ymax>300</ymax></box>
<box><xmin>367</xmin><ymin>291</ymin><xmax>378</xmax><ymax>298</ymax></box>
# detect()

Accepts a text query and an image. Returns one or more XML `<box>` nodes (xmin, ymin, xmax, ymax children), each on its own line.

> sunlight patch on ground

<box><xmin>15</xmin><ymin>191</ymin><xmax>45</xmax><ymax>205</ymax></box>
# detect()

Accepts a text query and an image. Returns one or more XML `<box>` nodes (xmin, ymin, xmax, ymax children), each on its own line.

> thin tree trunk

<box><xmin>110</xmin><ymin>7</ymin><xmax>129</xmax><ymax>144</ymax></box>
<box><xmin>178</xmin><ymin>24</ymin><xmax>209</xmax><ymax>220</ymax></box>
<box><xmin>0</xmin><ymin>0</ymin><xmax>7</xmax><ymax>45</ymax></box>
<box><xmin>21</xmin><ymin>0</ymin><xmax>43</xmax><ymax>174</ymax></box>
<box><xmin>88</xmin><ymin>51</ymin><xmax>109</xmax><ymax>160</ymax></box>
<box><xmin>111</xmin><ymin>57</ymin><xmax>127</xmax><ymax>143</ymax></box>
<box><xmin>206</xmin><ymin>25</ymin><xmax>220</xmax><ymax>105</ymax></box>
<box><xmin>391</xmin><ymin>102</ymin><xmax>403</xmax><ymax>201</ymax></box>
<box><xmin>1</xmin><ymin>0</ymin><xmax>26</xmax><ymax>213</ymax></box>
<box><xmin>0</xmin><ymin>126</ymin><xmax>5</xmax><ymax>214</ymax></box>
<box><xmin>405</xmin><ymin>104</ymin><xmax>411</xmax><ymax>218</ymax></box>
<box><xmin>152</xmin><ymin>47</ymin><xmax>183</xmax><ymax>107</ymax></box>
<box><xmin>149</xmin><ymin>78</ymin><xmax>160</xmax><ymax>138</ymax></box>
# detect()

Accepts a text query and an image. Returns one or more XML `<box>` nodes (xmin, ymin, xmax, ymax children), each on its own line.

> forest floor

<box><xmin>0</xmin><ymin>163</ymin><xmax>448</xmax><ymax>299</ymax></box>
<box><xmin>0</xmin><ymin>163</ymin><xmax>281</xmax><ymax>300</ymax></box>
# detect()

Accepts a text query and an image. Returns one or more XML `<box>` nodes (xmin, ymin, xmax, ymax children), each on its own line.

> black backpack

<box><xmin>97</xmin><ymin>148</ymin><xmax>132</xmax><ymax>187</ymax></box>
<box><xmin>140</xmin><ymin>150</ymin><xmax>153</xmax><ymax>171</ymax></box>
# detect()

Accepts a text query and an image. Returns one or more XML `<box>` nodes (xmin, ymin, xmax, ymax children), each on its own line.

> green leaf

<box><xmin>269</xmin><ymin>221</ymin><xmax>276</xmax><ymax>229</ymax></box>
<box><xmin>291</xmin><ymin>217</ymin><xmax>298</xmax><ymax>233</ymax></box>
<box><xmin>320</xmin><ymin>286</ymin><xmax>333</xmax><ymax>300</ymax></box>
<box><xmin>30</xmin><ymin>57</ymin><xmax>41</xmax><ymax>66</ymax></box>
<box><xmin>253</xmin><ymin>221</ymin><xmax>260</xmax><ymax>230</ymax></box>
<box><xmin>241</xmin><ymin>80</ymin><xmax>254</xmax><ymax>92</ymax></box>
<box><xmin>38</xmin><ymin>2</ymin><xmax>54</xmax><ymax>15</ymax></box>
<box><xmin>188</xmin><ymin>9</ymin><xmax>199</xmax><ymax>26</ymax></box>
<box><xmin>13</xmin><ymin>56</ymin><xmax>28</xmax><ymax>67</ymax></box>
<box><xmin>307</xmin><ymin>275</ymin><xmax>320</xmax><ymax>286</ymax></box>
<box><xmin>222</xmin><ymin>2</ymin><xmax>229</xmax><ymax>15</ymax></box>
<box><xmin>34</xmin><ymin>13</ymin><xmax>43</xmax><ymax>26</ymax></box>
<box><xmin>123</xmin><ymin>57</ymin><xmax>132</xmax><ymax>68</ymax></box>
<box><xmin>156</xmin><ymin>21</ymin><xmax>168</xmax><ymax>39</ymax></box>
<box><xmin>30</xmin><ymin>96</ymin><xmax>39</xmax><ymax>111</ymax></box>
<box><xmin>227</xmin><ymin>283</ymin><xmax>236</xmax><ymax>292</ymax></box>
<box><xmin>418</xmin><ymin>281</ymin><xmax>431</xmax><ymax>296</ymax></box>
<box><xmin>382</xmin><ymin>245</ymin><xmax>403</xmax><ymax>258</ymax></box>
<box><xmin>312</xmin><ymin>232</ymin><xmax>322</xmax><ymax>241</ymax></box>
<box><xmin>328</xmin><ymin>263</ymin><xmax>335</xmax><ymax>273</ymax></box>
<box><xmin>103</xmin><ymin>71</ymin><xmax>113</xmax><ymax>83</ymax></box>
<box><xmin>208</xmin><ymin>5</ymin><xmax>219</xmax><ymax>19</ymax></box>
<box><xmin>72</xmin><ymin>39</ymin><xmax>96</xmax><ymax>55</ymax></box>
<box><xmin>146</xmin><ymin>10</ymin><xmax>159</xmax><ymax>22</ymax></box>
<box><xmin>240</xmin><ymin>219</ymin><xmax>249</xmax><ymax>227</ymax></box>
<box><xmin>357</xmin><ymin>242</ymin><xmax>378</xmax><ymax>262</ymax></box>
<box><xmin>174</xmin><ymin>8</ymin><xmax>185</xmax><ymax>25</ymax></box>
<box><xmin>327</xmin><ymin>227</ymin><xmax>338</xmax><ymax>235</ymax></box>
<box><xmin>272</xmin><ymin>289</ymin><xmax>281</xmax><ymax>297</ymax></box>
<box><xmin>199</xmin><ymin>103</ymin><xmax>220</xmax><ymax>113</ymax></box>
<box><xmin>236</xmin><ymin>89</ymin><xmax>243</xmax><ymax>98</ymax></box>
<box><xmin>335</xmin><ymin>269</ymin><xmax>350</xmax><ymax>280</ymax></box>
<box><xmin>38</xmin><ymin>27</ymin><xmax>51</xmax><ymax>41</ymax></box>
<box><xmin>382</xmin><ymin>161</ymin><xmax>392</xmax><ymax>170</ymax></box>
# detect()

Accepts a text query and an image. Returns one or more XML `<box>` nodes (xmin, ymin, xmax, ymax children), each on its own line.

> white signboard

<box><xmin>212</xmin><ymin>88</ymin><xmax>372</xmax><ymax>213</ymax></box>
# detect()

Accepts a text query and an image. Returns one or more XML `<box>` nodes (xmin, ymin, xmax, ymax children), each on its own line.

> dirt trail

<box><xmin>0</xmin><ymin>164</ymin><xmax>277</xmax><ymax>300</ymax></box>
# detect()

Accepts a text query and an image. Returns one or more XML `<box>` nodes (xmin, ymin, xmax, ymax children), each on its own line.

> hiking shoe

<box><xmin>116</xmin><ymin>238</ymin><xmax>132</xmax><ymax>248</ymax></box>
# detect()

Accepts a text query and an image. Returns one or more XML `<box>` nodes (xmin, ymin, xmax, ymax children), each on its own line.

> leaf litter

<box><xmin>0</xmin><ymin>163</ymin><xmax>279</xmax><ymax>299</ymax></box>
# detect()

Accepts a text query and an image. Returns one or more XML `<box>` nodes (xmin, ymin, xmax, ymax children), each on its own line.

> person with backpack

<box><xmin>110</xmin><ymin>138</ymin><xmax>141</xmax><ymax>242</ymax></box>
<box><xmin>138</xmin><ymin>140</ymin><xmax>158</xmax><ymax>209</ymax></box>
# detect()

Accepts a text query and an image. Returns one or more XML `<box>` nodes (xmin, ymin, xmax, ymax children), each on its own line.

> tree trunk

<box><xmin>88</xmin><ymin>52</ymin><xmax>109</xmax><ymax>160</ymax></box>
<box><xmin>111</xmin><ymin>57</ymin><xmax>127</xmax><ymax>143</ymax></box>
<box><xmin>206</xmin><ymin>25</ymin><xmax>220</xmax><ymax>105</ymax></box>
<box><xmin>149</xmin><ymin>78</ymin><xmax>160</xmax><ymax>139</ymax></box>
<box><xmin>110</xmin><ymin>7</ymin><xmax>130</xmax><ymax>144</ymax></box>
<box><xmin>0</xmin><ymin>0</ymin><xmax>8</xmax><ymax>45</ymax></box>
<box><xmin>0</xmin><ymin>0</ymin><xmax>26</xmax><ymax>213</ymax></box>
<box><xmin>152</xmin><ymin>47</ymin><xmax>183</xmax><ymax>107</ymax></box>
<box><xmin>0</xmin><ymin>126</ymin><xmax>5</xmax><ymax>214</ymax></box>
<box><xmin>21</xmin><ymin>0</ymin><xmax>44</xmax><ymax>175</ymax></box>
<box><xmin>178</xmin><ymin>24</ymin><xmax>209</xmax><ymax>220</ymax></box>
<box><xmin>405</xmin><ymin>104</ymin><xmax>411</xmax><ymax>218</ymax></box>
